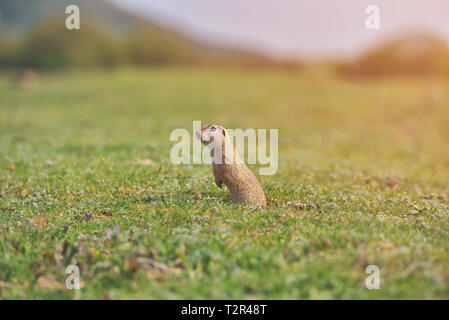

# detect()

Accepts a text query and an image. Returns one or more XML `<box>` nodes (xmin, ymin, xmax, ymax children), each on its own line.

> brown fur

<box><xmin>197</xmin><ymin>124</ymin><xmax>267</xmax><ymax>207</ymax></box>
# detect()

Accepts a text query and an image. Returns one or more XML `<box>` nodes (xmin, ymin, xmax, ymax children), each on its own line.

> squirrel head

<box><xmin>196</xmin><ymin>124</ymin><xmax>227</xmax><ymax>148</ymax></box>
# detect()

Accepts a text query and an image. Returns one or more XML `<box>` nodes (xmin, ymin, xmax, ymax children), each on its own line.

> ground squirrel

<box><xmin>196</xmin><ymin>124</ymin><xmax>267</xmax><ymax>207</ymax></box>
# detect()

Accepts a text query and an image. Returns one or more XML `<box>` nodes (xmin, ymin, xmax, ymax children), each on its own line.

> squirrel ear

<box><xmin>222</xmin><ymin>128</ymin><xmax>226</xmax><ymax>137</ymax></box>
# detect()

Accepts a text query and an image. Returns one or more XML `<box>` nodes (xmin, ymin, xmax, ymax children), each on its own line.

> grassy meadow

<box><xmin>0</xmin><ymin>67</ymin><xmax>448</xmax><ymax>299</ymax></box>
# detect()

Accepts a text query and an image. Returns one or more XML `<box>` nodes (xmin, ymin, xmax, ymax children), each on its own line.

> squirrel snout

<box><xmin>196</xmin><ymin>131</ymin><xmax>214</xmax><ymax>145</ymax></box>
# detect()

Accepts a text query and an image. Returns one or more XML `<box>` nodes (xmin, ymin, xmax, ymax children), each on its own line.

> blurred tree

<box><xmin>14</xmin><ymin>19</ymin><xmax>124</xmax><ymax>69</ymax></box>
<box><xmin>0</xmin><ymin>36</ymin><xmax>16</xmax><ymax>67</ymax></box>
<box><xmin>339</xmin><ymin>33</ymin><xmax>449</xmax><ymax>77</ymax></box>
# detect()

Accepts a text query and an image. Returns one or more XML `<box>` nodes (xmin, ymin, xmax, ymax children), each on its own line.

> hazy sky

<box><xmin>111</xmin><ymin>0</ymin><xmax>449</xmax><ymax>59</ymax></box>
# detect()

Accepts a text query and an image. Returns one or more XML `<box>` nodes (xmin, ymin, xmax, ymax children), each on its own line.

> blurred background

<box><xmin>1</xmin><ymin>0</ymin><xmax>449</xmax><ymax>74</ymax></box>
<box><xmin>1</xmin><ymin>0</ymin><xmax>449</xmax><ymax>300</ymax></box>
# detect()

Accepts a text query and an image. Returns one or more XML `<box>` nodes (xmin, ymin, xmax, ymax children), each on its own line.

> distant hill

<box><xmin>338</xmin><ymin>33</ymin><xmax>449</xmax><ymax>77</ymax></box>
<box><xmin>0</xmin><ymin>0</ymin><xmax>274</xmax><ymax>68</ymax></box>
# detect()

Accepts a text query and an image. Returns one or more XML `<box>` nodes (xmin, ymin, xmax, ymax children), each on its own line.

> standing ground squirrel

<box><xmin>196</xmin><ymin>124</ymin><xmax>267</xmax><ymax>207</ymax></box>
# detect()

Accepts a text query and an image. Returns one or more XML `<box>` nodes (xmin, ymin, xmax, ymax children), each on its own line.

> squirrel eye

<box><xmin>209</xmin><ymin>127</ymin><xmax>217</xmax><ymax>132</ymax></box>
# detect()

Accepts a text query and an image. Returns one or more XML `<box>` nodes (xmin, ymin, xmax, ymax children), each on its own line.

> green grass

<box><xmin>1</xmin><ymin>67</ymin><xmax>449</xmax><ymax>299</ymax></box>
